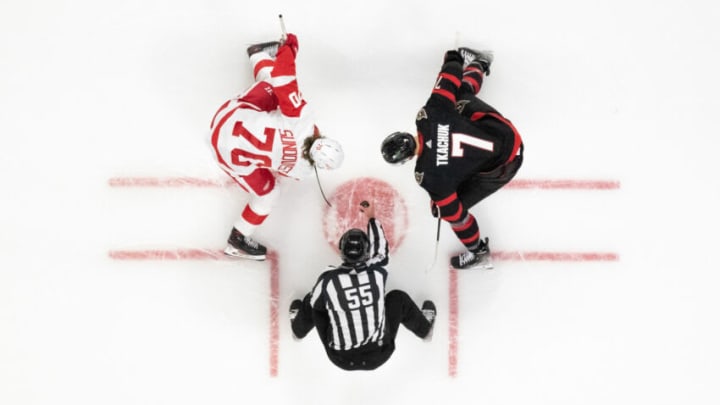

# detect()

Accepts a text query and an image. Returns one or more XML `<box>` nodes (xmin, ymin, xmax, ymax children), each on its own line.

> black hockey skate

<box><xmin>246</xmin><ymin>41</ymin><xmax>280</xmax><ymax>58</ymax></box>
<box><xmin>224</xmin><ymin>228</ymin><xmax>267</xmax><ymax>260</ymax></box>
<box><xmin>421</xmin><ymin>300</ymin><xmax>437</xmax><ymax>341</ymax></box>
<box><xmin>450</xmin><ymin>237</ymin><xmax>493</xmax><ymax>270</ymax></box>
<box><xmin>458</xmin><ymin>47</ymin><xmax>494</xmax><ymax>76</ymax></box>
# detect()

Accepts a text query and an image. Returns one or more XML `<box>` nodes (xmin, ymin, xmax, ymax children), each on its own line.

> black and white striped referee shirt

<box><xmin>310</xmin><ymin>218</ymin><xmax>390</xmax><ymax>351</ymax></box>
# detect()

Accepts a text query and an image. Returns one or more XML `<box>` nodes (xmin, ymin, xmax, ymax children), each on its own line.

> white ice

<box><xmin>2</xmin><ymin>0</ymin><xmax>720</xmax><ymax>404</ymax></box>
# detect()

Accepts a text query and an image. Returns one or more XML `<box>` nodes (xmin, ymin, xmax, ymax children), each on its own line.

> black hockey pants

<box><xmin>457</xmin><ymin>147</ymin><xmax>523</xmax><ymax>210</ymax></box>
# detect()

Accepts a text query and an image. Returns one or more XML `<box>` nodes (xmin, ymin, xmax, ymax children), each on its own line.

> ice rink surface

<box><xmin>2</xmin><ymin>0</ymin><xmax>720</xmax><ymax>404</ymax></box>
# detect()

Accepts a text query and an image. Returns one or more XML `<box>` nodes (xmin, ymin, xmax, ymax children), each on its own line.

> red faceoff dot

<box><xmin>322</xmin><ymin>177</ymin><xmax>408</xmax><ymax>253</ymax></box>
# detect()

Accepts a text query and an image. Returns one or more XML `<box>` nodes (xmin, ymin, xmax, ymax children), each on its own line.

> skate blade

<box><xmin>456</xmin><ymin>260</ymin><xmax>494</xmax><ymax>270</ymax></box>
<box><xmin>223</xmin><ymin>248</ymin><xmax>266</xmax><ymax>261</ymax></box>
<box><xmin>478</xmin><ymin>261</ymin><xmax>494</xmax><ymax>270</ymax></box>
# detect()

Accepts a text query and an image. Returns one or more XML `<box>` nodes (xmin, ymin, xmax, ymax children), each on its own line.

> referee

<box><xmin>289</xmin><ymin>201</ymin><xmax>436</xmax><ymax>371</ymax></box>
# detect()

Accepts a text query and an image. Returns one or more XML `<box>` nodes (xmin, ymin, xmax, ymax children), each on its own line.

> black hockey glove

<box><xmin>443</xmin><ymin>50</ymin><xmax>463</xmax><ymax>65</ymax></box>
<box><xmin>430</xmin><ymin>202</ymin><xmax>440</xmax><ymax>218</ymax></box>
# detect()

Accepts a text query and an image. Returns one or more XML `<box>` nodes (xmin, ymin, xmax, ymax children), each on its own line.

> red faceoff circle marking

<box><xmin>322</xmin><ymin>177</ymin><xmax>408</xmax><ymax>253</ymax></box>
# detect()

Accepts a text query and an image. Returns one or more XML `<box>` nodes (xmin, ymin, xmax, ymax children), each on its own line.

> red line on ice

<box><xmin>107</xmin><ymin>248</ymin><xmax>618</xmax><ymax>379</ymax></box>
<box><xmin>107</xmin><ymin>177</ymin><xmax>232</xmax><ymax>188</ymax></box>
<box><xmin>108</xmin><ymin>249</ymin><xmax>619</xmax><ymax>262</ymax></box>
<box><xmin>108</xmin><ymin>177</ymin><xmax>620</xmax><ymax>190</ymax></box>
<box><xmin>492</xmin><ymin>251</ymin><xmax>619</xmax><ymax>261</ymax></box>
<box><xmin>268</xmin><ymin>251</ymin><xmax>279</xmax><ymax>377</ymax></box>
<box><xmin>505</xmin><ymin>179</ymin><xmax>620</xmax><ymax>190</ymax></box>
<box><xmin>107</xmin><ymin>249</ymin><xmax>227</xmax><ymax>260</ymax></box>
<box><xmin>107</xmin><ymin>249</ymin><xmax>282</xmax><ymax>377</ymax></box>
<box><xmin>448</xmin><ymin>268</ymin><xmax>459</xmax><ymax>378</ymax></box>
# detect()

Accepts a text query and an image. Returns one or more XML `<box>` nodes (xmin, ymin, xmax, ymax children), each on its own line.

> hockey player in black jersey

<box><xmin>288</xmin><ymin>201</ymin><xmax>436</xmax><ymax>371</ymax></box>
<box><xmin>381</xmin><ymin>48</ymin><xmax>524</xmax><ymax>270</ymax></box>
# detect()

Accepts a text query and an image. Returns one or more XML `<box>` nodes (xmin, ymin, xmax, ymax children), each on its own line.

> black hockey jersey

<box><xmin>413</xmin><ymin>60</ymin><xmax>522</xmax><ymax>202</ymax></box>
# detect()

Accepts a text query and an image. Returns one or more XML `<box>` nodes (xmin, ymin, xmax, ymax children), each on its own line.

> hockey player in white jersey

<box><xmin>209</xmin><ymin>33</ymin><xmax>344</xmax><ymax>260</ymax></box>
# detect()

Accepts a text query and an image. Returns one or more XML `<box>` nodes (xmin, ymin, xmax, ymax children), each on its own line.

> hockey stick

<box><xmin>425</xmin><ymin>216</ymin><xmax>442</xmax><ymax>273</ymax></box>
<box><xmin>278</xmin><ymin>14</ymin><xmax>287</xmax><ymax>41</ymax></box>
<box><xmin>314</xmin><ymin>166</ymin><xmax>332</xmax><ymax>207</ymax></box>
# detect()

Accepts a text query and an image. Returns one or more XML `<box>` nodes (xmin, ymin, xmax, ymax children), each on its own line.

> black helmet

<box><xmin>381</xmin><ymin>132</ymin><xmax>417</xmax><ymax>164</ymax></box>
<box><xmin>338</xmin><ymin>228</ymin><xmax>370</xmax><ymax>264</ymax></box>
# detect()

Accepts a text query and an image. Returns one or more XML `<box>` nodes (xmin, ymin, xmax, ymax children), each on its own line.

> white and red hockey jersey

<box><xmin>210</xmin><ymin>43</ymin><xmax>317</xmax><ymax>181</ymax></box>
